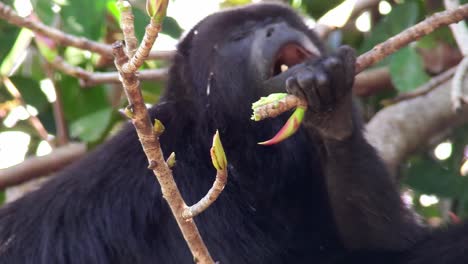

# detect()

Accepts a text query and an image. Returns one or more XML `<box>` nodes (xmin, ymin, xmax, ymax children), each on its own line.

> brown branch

<box><xmin>48</xmin><ymin>55</ymin><xmax>168</xmax><ymax>87</ymax></box>
<box><xmin>255</xmin><ymin>4</ymin><xmax>468</xmax><ymax>121</ymax></box>
<box><xmin>252</xmin><ymin>95</ymin><xmax>306</xmax><ymax>121</ymax></box>
<box><xmin>445</xmin><ymin>0</ymin><xmax>468</xmax><ymax>111</ymax></box>
<box><xmin>121</xmin><ymin>19</ymin><xmax>161</xmax><ymax>73</ymax></box>
<box><xmin>183</xmin><ymin>169</ymin><xmax>227</xmax><ymax>219</ymax></box>
<box><xmin>353</xmin><ymin>67</ymin><xmax>392</xmax><ymax>96</ymax></box>
<box><xmin>147</xmin><ymin>50</ymin><xmax>175</xmax><ymax>61</ymax></box>
<box><xmin>444</xmin><ymin>0</ymin><xmax>468</xmax><ymax>55</ymax></box>
<box><xmin>0</xmin><ymin>143</ymin><xmax>86</xmax><ymax>190</ymax></box>
<box><xmin>451</xmin><ymin>57</ymin><xmax>468</xmax><ymax>111</ymax></box>
<box><xmin>118</xmin><ymin>1</ymin><xmax>138</xmax><ymax>58</ymax></box>
<box><xmin>1</xmin><ymin>76</ymin><xmax>52</xmax><ymax>145</ymax></box>
<box><xmin>0</xmin><ymin>2</ymin><xmax>173</xmax><ymax>60</ymax></box>
<box><xmin>113</xmin><ymin>3</ymin><xmax>215</xmax><ymax>262</ymax></box>
<box><xmin>365</xmin><ymin>76</ymin><xmax>468</xmax><ymax>176</ymax></box>
<box><xmin>114</xmin><ymin>40</ymin><xmax>214</xmax><ymax>264</ymax></box>
<box><xmin>45</xmin><ymin>66</ymin><xmax>69</xmax><ymax>145</ymax></box>
<box><xmin>80</xmin><ymin>68</ymin><xmax>169</xmax><ymax>87</ymax></box>
<box><xmin>356</xmin><ymin>4</ymin><xmax>468</xmax><ymax>73</ymax></box>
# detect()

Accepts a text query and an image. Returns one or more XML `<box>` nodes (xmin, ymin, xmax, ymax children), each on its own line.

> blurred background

<box><xmin>0</xmin><ymin>0</ymin><xmax>468</xmax><ymax>227</ymax></box>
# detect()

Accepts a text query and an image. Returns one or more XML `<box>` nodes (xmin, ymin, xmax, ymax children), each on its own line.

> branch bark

<box><xmin>0</xmin><ymin>143</ymin><xmax>86</xmax><ymax>190</ymax></box>
<box><xmin>0</xmin><ymin>2</ymin><xmax>174</xmax><ymax>61</ymax></box>
<box><xmin>445</xmin><ymin>0</ymin><xmax>468</xmax><ymax>111</ymax></box>
<box><xmin>112</xmin><ymin>2</ymin><xmax>218</xmax><ymax>263</ymax></box>
<box><xmin>366</xmin><ymin>76</ymin><xmax>468</xmax><ymax>176</ymax></box>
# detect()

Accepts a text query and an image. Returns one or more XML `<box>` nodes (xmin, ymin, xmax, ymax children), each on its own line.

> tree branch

<box><xmin>0</xmin><ymin>143</ymin><xmax>86</xmax><ymax>190</ymax></box>
<box><xmin>383</xmin><ymin>66</ymin><xmax>456</xmax><ymax>105</ymax></box>
<box><xmin>366</xmin><ymin>75</ymin><xmax>468</xmax><ymax>176</ymax></box>
<box><xmin>0</xmin><ymin>2</ymin><xmax>174</xmax><ymax>61</ymax></box>
<box><xmin>183</xmin><ymin>169</ymin><xmax>227</xmax><ymax>219</ymax></box>
<box><xmin>1</xmin><ymin>76</ymin><xmax>52</xmax><ymax>145</ymax></box>
<box><xmin>113</xmin><ymin>2</ymin><xmax>218</xmax><ymax>263</ymax></box>
<box><xmin>48</xmin><ymin>55</ymin><xmax>168</xmax><ymax>87</ymax></box>
<box><xmin>80</xmin><ymin>68</ymin><xmax>169</xmax><ymax>87</ymax></box>
<box><xmin>445</xmin><ymin>0</ymin><xmax>468</xmax><ymax>111</ymax></box>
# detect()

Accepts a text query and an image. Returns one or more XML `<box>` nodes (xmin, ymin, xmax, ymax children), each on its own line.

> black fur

<box><xmin>0</xmin><ymin>3</ymin><xmax>467</xmax><ymax>264</ymax></box>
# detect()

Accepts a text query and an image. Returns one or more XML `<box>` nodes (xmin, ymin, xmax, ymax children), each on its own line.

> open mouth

<box><xmin>271</xmin><ymin>43</ymin><xmax>317</xmax><ymax>77</ymax></box>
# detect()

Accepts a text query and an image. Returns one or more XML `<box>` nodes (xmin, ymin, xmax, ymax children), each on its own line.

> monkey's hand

<box><xmin>285</xmin><ymin>46</ymin><xmax>356</xmax><ymax>140</ymax></box>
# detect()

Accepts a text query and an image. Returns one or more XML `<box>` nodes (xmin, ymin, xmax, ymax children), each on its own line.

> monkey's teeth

<box><xmin>281</xmin><ymin>64</ymin><xmax>289</xmax><ymax>72</ymax></box>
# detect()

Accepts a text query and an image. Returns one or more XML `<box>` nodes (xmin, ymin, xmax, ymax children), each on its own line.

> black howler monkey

<box><xmin>1</xmin><ymin>3</ymin><xmax>467</xmax><ymax>264</ymax></box>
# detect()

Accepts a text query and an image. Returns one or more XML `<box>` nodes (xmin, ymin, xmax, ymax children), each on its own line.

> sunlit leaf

<box><xmin>389</xmin><ymin>47</ymin><xmax>429</xmax><ymax>92</ymax></box>
<box><xmin>70</xmin><ymin>108</ymin><xmax>113</xmax><ymax>142</ymax></box>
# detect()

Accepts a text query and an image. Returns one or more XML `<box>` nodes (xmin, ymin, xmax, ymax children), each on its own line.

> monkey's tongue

<box><xmin>265</xmin><ymin>43</ymin><xmax>316</xmax><ymax>92</ymax></box>
<box><xmin>276</xmin><ymin>44</ymin><xmax>310</xmax><ymax>68</ymax></box>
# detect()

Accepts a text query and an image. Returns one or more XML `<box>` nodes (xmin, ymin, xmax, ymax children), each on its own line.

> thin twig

<box><xmin>0</xmin><ymin>2</ymin><xmax>173</xmax><ymax>60</ymax></box>
<box><xmin>452</xmin><ymin>57</ymin><xmax>468</xmax><ymax>111</ymax></box>
<box><xmin>444</xmin><ymin>0</ymin><xmax>468</xmax><ymax>111</ymax></box>
<box><xmin>80</xmin><ymin>68</ymin><xmax>169</xmax><ymax>87</ymax></box>
<box><xmin>183</xmin><ymin>169</ymin><xmax>227</xmax><ymax>219</ymax></box>
<box><xmin>0</xmin><ymin>143</ymin><xmax>86</xmax><ymax>190</ymax></box>
<box><xmin>384</xmin><ymin>66</ymin><xmax>457</xmax><ymax>105</ymax></box>
<box><xmin>121</xmin><ymin>19</ymin><xmax>161</xmax><ymax>73</ymax></box>
<box><xmin>444</xmin><ymin>0</ymin><xmax>468</xmax><ymax>55</ymax></box>
<box><xmin>356</xmin><ymin>4</ymin><xmax>468</xmax><ymax>73</ymax></box>
<box><xmin>48</xmin><ymin>55</ymin><xmax>168</xmax><ymax>87</ymax></box>
<box><xmin>113</xmin><ymin>2</ymin><xmax>216</xmax><ymax>262</ymax></box>
<box><xmin>45</xmin><ymin>66</ymin><xmax>69</xmax><ymax>145</ymax></box>
<box><xmin>114</xmin><ymin>40</ymin><xmax>215</xmax><ymax>264</ymax></box>
<box><xmin>1</xmin><ymin>76</ymin><xmax>52</xmax><ymax>145</ymax></box>
<box><xmin>252</xmin><ymin>95</ymin><xmax>306</xmax><ymax>121</ymax></box>
<box><xmin>118</xmin><ymin>0</ymin><xmax>138</xmax><ymax>57</ymax></box>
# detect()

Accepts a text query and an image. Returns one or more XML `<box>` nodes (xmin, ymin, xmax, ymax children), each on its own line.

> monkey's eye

<box><xmin>272</xmin><ymin>43</ymin><xmax>315</xmax><ymax>76</ymax></box>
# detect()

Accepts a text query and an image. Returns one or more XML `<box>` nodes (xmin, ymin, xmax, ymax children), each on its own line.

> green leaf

<box><xmin>59</xmin><ymin>75</ymin><xmax>110</xmax><ymax>121</ymax></box>
<box><xmin>106</xmin><ymin>1</ymin><xmax>121</xmax><ymax>22</ymax></box>
<box><xmin>0</xmin><ymin>28</ymin><xmax>33</xmax><ymax>76</ymax></box>
<box><xmin>297</xmin><ymin>0</ymin><xmax>343</xmax><ymax>19</ymax></box>
<box><xmin>403</xmin><ymin>155</ymin><xmax>468</xmax><ymax>198</ymax></box>
<box><xmin>9</xmin><ymin>76</ymin><xmax>48</xmax><ymax>111</ymax></box>
<box><xmin>70</xmin><ymin>108</ymin><xmax>113</xmax><ymax>142</ymax></box>
<box><xmin>32</xmin><ymin>0</ymin><xmax>55</xmax><ymax>25</ymax></box>
<box><xmin>0</xmin><ymin>21</ymin><xmax>20</xmax><ymax>64</ymax></box>
<box><xmin>389</xmin><ymin>47</ymin><xmax>429</xmax><ymax>92</ymax></box>
<box><xmin>60</xmin><ymin>0</ymin><xmax>107</xmax><ymax>40</ymax></box>
<box><xmin>162</xmin><ymin>17</ymin><xmax>183</xmax><ymax>39</ymax></box>
<box><xmin>133</xmin><ymin>8</ymin><xmax>148</xmax><ymax>41</ymax></box>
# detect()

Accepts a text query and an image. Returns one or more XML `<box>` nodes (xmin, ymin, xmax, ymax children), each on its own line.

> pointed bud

<box><xmin>146</xmin><ymin>0</ymin><xmax>169</xmax><ymax>22</ymax></box>
<box><xmin>117</xmin><ymin>1</ymin><xmax>132</xmax><ymax>12</ymax></box>
<box><xmin>153</xmin><ymin>119</ymin><xmax>165</xmax><ymax>137</ymax></box>
<box><xmin>124</xmin><ymin>105</ymin><xmax>135</xmax><ymax>119</ymax></box>
<box><xmin>210</xmin><ymin>130</ymin><xmax>227</xmax><ymax>171</ymax></box>
<box><xmin>166</xmin><ymin>152</ymin><xmax>176</xmax><ymax>168</ymax></box>
<box><xmin>258</xmin><ymin>106</ymin><xmax>306</xmax><ymax>146</ymax></box>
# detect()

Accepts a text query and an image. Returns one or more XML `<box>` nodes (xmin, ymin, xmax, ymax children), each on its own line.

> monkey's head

<box><xmin>163</xmin><ymin>4</ymin><xmax>324</xmax><ymax>126</ymax></box>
